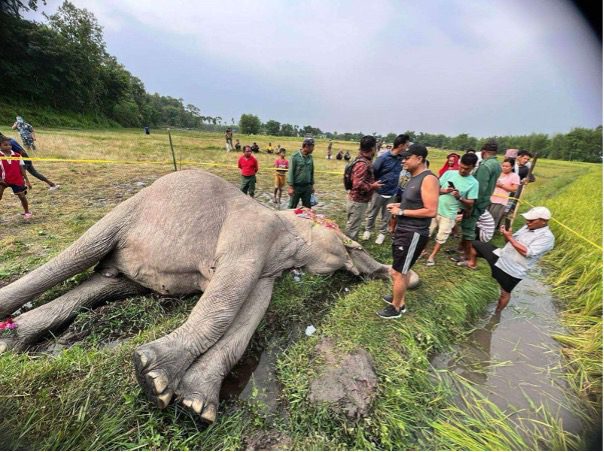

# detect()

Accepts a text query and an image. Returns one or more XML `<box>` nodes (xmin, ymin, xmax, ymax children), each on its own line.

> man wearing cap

<box><xmin>287</xmin><ymin>138</ymin><xmax>315</xmax><ymax>208</ymax></box>
<box><xmin>467</xmin><ymin>206</ymin><xmax>555</xmax><ymax>311</ymax></box>
<box><xmin>379</xmin><ymin>143</ymin><xmax>439</xmax><ymax>319</ymax></box>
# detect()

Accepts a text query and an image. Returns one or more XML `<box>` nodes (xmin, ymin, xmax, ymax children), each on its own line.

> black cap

<box><xmin>401</xmin><ymin>143</ymin><xmax>428</xmax><ymax>159</ymax></box>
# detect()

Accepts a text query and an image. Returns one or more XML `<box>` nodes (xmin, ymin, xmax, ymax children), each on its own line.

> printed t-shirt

<box><xmin>0</xmin><ymin>151</ymin><xmax>26</xmax><ymax>185</ymax></box>
<box><xmin>274</xmin><ymin>158</ymin><xmax>288</xmax><ymax>173</ymax></box>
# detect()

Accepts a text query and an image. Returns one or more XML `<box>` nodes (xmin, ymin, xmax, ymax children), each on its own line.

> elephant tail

<box><xmin>0</xmin><ymin>202</ymin><xmax>133</xmax><ymax>318</ymax></box>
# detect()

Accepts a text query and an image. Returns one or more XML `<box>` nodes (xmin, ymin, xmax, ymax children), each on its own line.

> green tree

<box><xmin>239</xmin><ymin>114</ymin><xmax>261</xmax><ymax>134</ymax></box>
<box><xmin>264</xmin><ymin>120</ymin><xmax>281</xmax><ymax>136</ymax></box>
<box><xmin>280</xmin><ymin>123</ymin><xmax>295</xmax><ymax>136</ymax></box>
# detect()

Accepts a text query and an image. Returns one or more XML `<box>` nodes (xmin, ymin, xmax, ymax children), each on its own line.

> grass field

<box><xmin>0</xmin><ymin>128</ymin><xmax>601</xmax><ymax>450</ymax></box>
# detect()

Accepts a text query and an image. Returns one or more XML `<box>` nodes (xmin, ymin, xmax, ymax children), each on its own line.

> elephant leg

<box><xmin>0</xmin><ymin>274</ymin><xmax>148</xmax><ymax>354</ymax></box>
<box><xmin>175</xmin><ymin>277</ymin><xmax>275</xmax><ymax>423</ymax></box>
<box><xmin>133</xmin><ymin>260</ymin><xmax>265</xmax><ymax>409</ymax></box>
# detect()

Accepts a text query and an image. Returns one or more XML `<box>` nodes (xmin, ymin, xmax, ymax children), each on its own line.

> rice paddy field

<box><xmin>0</xmin><ymin>128</ymin><xmax>601</xmax><ymax>450</ymax></box>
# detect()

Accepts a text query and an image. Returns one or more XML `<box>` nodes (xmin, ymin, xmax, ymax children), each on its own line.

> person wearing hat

<box><xmin>467</xmin><ymin>206</ymin><xmax>555</xmax><ymax>311</ymax></box>
<box><xmin>379</xmin><ymin>143</ymin><xmax>439</xmax><ymax>319</ymax></box>
<box><xmin>287</xmin><ymin>138</ymin><xmax>315</xmax><ymax>208</ymax></box>
<box><xmin>11</xmin><ymin>116</ymin><xmax>36</xmax><ymax>151</ymax></box>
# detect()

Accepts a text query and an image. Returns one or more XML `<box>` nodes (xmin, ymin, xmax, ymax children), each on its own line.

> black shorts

<box><xmin>8</xmin><ymin>184</ymin><xmax>27</xmax><ymax>194</ymax></box>
<box><xmin>392</xmin><ymin>231</ymin><xmax>429</xmax><ymax>274</ymax></box>
<box><xmin>471</xmin><ymin>240</ymin><xmax>521</xmax><ymax>293</ymax></box>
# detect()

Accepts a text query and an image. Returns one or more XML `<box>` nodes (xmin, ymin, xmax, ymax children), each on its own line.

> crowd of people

<box><xmin>230</xmin><ymin>129</ymin><xmax>553</xmax><ymax>318</ymax></box>
<box><xmin>0</xmin><ymin>116</ymin><xmax>60</xmax><ymax>221</ymax></box>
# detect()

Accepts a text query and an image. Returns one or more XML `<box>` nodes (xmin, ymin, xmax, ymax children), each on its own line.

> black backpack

<box><xmin>343</xmin><ymin>157</ymin><xmax>362</xmax><ymax>190</ymax></box>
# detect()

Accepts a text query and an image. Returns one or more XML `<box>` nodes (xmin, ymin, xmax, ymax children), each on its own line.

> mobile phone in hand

<box><xmin>447</xmin><ymin>181</ymin><xmax>456</xmax><ymax>190</ymax></box>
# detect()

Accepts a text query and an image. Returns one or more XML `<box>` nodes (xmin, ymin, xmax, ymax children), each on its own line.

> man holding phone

<box><xmin>426</xmin><ymin>153</ymin><xmax>479</xmax><ymax>266</ymax></box>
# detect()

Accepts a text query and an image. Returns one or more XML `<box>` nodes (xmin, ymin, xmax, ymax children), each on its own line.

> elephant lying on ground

<box><xmin>0</xmin><ymin>169</ymin><xmax>418</xmax><ymax>423</ymax></box>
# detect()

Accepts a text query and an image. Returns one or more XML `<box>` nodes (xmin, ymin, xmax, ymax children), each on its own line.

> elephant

<box><xmin>0</xmin><ymin>169</ymin><xmax>419</xmax><ymax>423</ymax></box>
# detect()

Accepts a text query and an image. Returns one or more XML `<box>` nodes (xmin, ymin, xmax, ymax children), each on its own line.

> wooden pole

<box><xmin>506</xmin><ymin>153</ymin><xmax>538</xmax><ymax>228</ymax></box>
<box><xmin>167</xmin><ymin>128</ymin><xmax>178</xmax><ymax>171</ymax></box>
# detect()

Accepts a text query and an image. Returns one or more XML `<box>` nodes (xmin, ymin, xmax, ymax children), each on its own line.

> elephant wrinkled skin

<box><xmin>0</xmin><ymin>169</ymin><xmax>416</xmax><ymax>423</ymax></box>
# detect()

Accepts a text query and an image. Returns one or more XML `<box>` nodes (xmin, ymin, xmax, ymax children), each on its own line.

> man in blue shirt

<box><xmin>361</xmin><ymin>134</ymin><xmax>410</xmax><ymax>245</ymax></box>
<box><xmin>468</xmin><ymin>206</ymin><xmax>555</xmax><ymax>312</ymax></box>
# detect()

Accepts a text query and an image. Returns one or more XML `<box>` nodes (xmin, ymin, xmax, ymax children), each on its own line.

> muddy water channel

<box><xmin>431</xmin><ymin>273</ymin><xmax>593</xmax><ymax>442</ymax></box>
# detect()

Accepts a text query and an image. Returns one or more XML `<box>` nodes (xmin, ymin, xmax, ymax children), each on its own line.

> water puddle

<box><xmin>432</xmin><ymin>275</ymin><xmax>590</xmax><ymax>438</ymax></box>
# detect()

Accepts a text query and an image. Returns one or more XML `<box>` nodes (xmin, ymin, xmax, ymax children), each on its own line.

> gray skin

<box><xmin>0</xmin><ymin>169</ymin><xmax>418</xmax><ymax>423</ymax></box>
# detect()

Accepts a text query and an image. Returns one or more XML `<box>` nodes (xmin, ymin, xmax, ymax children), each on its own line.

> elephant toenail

<box><xmin>201</xmin><ymin>404</ymin><xmax>217</xmax><ymax>423</ymax></box>
<box><xmin>192</xmin><ymin>399</ymin><xmax>203</xmax><ymax>414</ymax></box>
<box><xmin>152</xmin><ymin>375</ymin><xmax>168</xmax><ymax>394</ymax></box>
<box><xmin>136</xmin><ymin>350</ymin><xmax>149</xmax><ymax>368</ymax></box>
<box><xmin>182</xmin><ymin>399</ymin><xmax>193</xmax><ymax>408</ymax></box>
<box><xmin>157</xmin><ymin>391</ymin><xmax>173</xmax><ymax>409</ymax></box>
<box><xmin>0</xmin><ymin>341</ymin><xmax>7</xmax><ymax>354</ymax></box>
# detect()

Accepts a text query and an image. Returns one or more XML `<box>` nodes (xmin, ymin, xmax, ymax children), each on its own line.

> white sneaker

<box><xmin>375</xmin><ymin>233</ymin><xmax>386</xmax><ymax>245</ymax></box>
<box><xmin>361</xmin><ymin>231</ymin><xmax>371</xmax><ymax>241</ymax></box>
<box><xmin>49</xmin><ymin>185</ymin><xmax>60</xmax><ymax>191</ymax></box>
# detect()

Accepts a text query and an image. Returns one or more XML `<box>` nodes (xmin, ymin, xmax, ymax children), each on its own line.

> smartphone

<box><xmin>447</xmin><ymin>181</ymin><xmax>456</xmax><ymax>190</ymax></box>
<box><xmin>504</xmin><ymin>217</ymin><xmax>512</xmax><ymax>229</ymax></box>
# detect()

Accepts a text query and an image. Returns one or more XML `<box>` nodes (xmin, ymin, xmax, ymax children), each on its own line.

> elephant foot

<box><xmin>133</xmin><ymin>339</ymin><xmax>195</xmax><ymax>409</ymax></box>
<box><xmin>176</xmin><ymin>361</ymin><xmax>223</xmax><ymax>423</ymax></box>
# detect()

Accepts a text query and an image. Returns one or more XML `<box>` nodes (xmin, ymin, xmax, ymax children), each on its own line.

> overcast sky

<box><xmin>28</xmin><ymin>0</ymin><xmax>602</xmax><ymax>137</ymax></box>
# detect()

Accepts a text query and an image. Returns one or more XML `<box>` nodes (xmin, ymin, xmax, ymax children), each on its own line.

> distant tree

<box><xmin>239</xmin><ymin>114</ymin><xmax>261</xmax><ymax>134</ymax></box>
<box><xmin>264</xmin><ymin>120</ymin><xmax>281</xmax><ymax>136</ymax></box>
<box><xmin>280</xmin><ymin>123</ymin><xmax>295</xmax><ymax>136</ymax></box>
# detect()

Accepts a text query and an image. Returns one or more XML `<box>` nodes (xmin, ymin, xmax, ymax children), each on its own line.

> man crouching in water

<box><xmin>379</xmin><ymin>144</ymin><xmax>439</xmax><ymax>319</ymax></box>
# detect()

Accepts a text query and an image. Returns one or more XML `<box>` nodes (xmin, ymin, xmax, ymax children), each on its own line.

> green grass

<box><xmin>0</xmin><ymin>129</ymin><xmax>600</xmax><ymax>449</ymax></box>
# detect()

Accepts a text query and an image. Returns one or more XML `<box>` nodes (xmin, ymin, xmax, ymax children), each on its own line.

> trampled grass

<box><xmin>0</xmin><ymin>128</ymin><xmax>600</xmax><ymax>449</ymax></box>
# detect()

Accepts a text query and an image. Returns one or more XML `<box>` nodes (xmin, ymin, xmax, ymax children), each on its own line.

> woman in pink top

<box><xmin>488</xmin><ymin>158</ymin><xmax>520</xmax><ymax>227</ymax></box>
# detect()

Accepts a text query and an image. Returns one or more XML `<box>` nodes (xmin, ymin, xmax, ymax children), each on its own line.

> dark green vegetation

<box><xmin>0</xmin><ymin>129</ymin><xmax>600</xmax><ymax>449</ymax></box>
<box><xmin>0</xmin><ymin>2</ymin><xmax>222</xmax><ymax>129</ymax></box>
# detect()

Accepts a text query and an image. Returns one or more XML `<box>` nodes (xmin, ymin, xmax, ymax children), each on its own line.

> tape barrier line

<box><xmin>490</xmin><ymin>193</ymin><xmax>602</xmax><ymax>251</ymax></box>
<box><xmin>2</xmin><ymin>155</ymin><xmax>599</xmax><ymax>250</ymax></box>
<box><xmin>0</xmin><ymin>155</ymin><xmax>343</xmax><ymax>175</ymax></box>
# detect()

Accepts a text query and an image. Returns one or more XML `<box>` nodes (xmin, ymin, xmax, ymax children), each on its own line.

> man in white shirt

<box><xmin>467</xmin><ymin>206</ymin><xmax>555</xmax><ymax>312</ymax></box>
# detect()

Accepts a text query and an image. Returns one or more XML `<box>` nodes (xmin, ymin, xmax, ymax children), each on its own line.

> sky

<box><xmin>27</xmin><ymin>0</ymin><xmax>602</xmax><ymax>137</ymax></box>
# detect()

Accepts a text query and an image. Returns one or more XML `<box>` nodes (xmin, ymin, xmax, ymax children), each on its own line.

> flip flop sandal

<box><xmin>456</xmin><ymin>261</ymin><xmax>477</xmax><ymax>270</ymax></box>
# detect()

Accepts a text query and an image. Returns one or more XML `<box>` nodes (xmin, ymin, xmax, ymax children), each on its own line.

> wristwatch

<box><xmin>398</xmin><ymin>209</ymin><xmax>404</xmax><ymax>216</ymax></box>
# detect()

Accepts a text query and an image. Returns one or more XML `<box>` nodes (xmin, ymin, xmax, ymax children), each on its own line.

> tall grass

<box><xmin>522</xmin><ymin>167</ymin><xmax>602</xmax><ymax>411</ymax></box>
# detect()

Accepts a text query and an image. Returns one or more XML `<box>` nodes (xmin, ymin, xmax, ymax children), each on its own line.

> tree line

<box><xmin>239</xmin><ymin>113</ymin><xmax>602</xmax><ymax>163</ymax></box>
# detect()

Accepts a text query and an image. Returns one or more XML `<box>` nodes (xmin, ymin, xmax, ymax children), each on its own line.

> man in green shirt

<box><xmin>459</xmin><ymin>140</ymin><xmax>501</xmax><ymax>265</ymax></box>
<box><xmin>287</xmin><ymin>138</ymin><xmax>315</xmax><ymax>208</ymax></box>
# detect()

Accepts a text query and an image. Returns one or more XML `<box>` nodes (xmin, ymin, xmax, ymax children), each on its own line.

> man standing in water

<box><xmin>467</xmin><ymin>206</ymin><xmax>555</xmax><ymax>312</ymax></box>
<box><xmin>378</xmin><ymin>144</ymin><xmax>439</xmax><ymax>319</ymax></box>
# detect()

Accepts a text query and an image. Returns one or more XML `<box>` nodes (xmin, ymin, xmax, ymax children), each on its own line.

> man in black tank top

<box><xmin>378</xmin><ymin>144</ymin><xmax>439</xmax><ymax>319</ymax></box>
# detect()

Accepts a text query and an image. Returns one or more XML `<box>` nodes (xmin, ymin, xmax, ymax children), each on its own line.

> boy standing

<box><xmin>273</xmin><ymin>149</ymin><xmax>288</xmax><ymax>205</ymax></box>
<box><xmin>11</xmin><ymin>116</ymin><xmax>36</xmax><ymax>151</ymax></box>
<box><xmin>238</xmin><ymin>145</ymin><xmax>259</xmax><ymax>197</ymax></box>
<box><xmin>0</xmin><ymin>136</ymin><xmax>32</xmax><ymax>219</ymax></box>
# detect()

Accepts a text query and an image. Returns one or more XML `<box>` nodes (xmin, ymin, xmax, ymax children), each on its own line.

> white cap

<box><xmin>521</xmin><ymin>206</ymin><xmax>551</xmax><ymax>220</ymax></box>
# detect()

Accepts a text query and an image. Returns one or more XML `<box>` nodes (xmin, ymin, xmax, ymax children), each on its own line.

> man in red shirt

<box><xmin>0</xmin><ymin>136</ymin><xmax>32</xmax><ymax>219</ymax></box>
<box><xmin>345</xmin><ymin>136</ymin><xmax>383</xmax><ymax>239</ymax></box>
<box><xmin>238</xmin><ymin>145</ymin><xmax>259</xmax><ymax>197</ymax></box>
